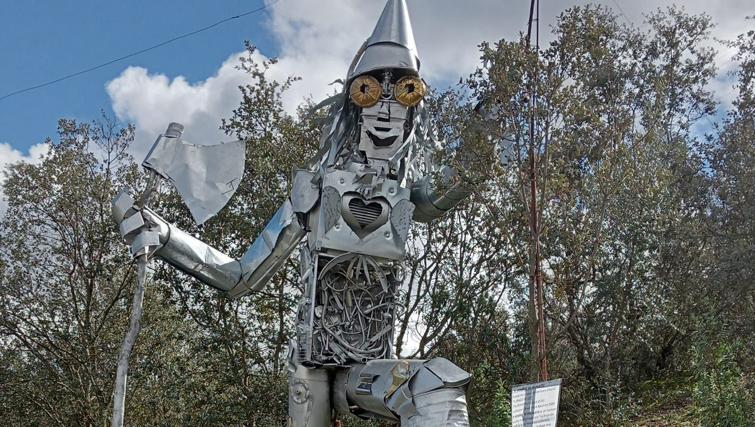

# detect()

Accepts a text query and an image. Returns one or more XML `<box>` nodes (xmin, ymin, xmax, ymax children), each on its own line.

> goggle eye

<box><xmin>394</xmin><ymin>76</ymin><xmax>426</xmax><ymax>107</ymax></box>
<box><xmin>350</xmin><ymin>75</ymin><xmax>381</xmax><ymax>108</ymax></box>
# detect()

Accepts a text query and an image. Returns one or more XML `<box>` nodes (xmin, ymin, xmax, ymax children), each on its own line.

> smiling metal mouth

<box><xmin>367</xmin><ymin>130</ymin><xmax>398</xmax><ymax>147</ymax></box>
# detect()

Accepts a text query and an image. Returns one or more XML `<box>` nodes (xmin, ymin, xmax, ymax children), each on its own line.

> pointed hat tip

<box><xmin>368</xmin><ymin>0</ymin><xmax>417</xmax><ymax>52</ymax></box>
<box><xmin>349</xmin><ymin>0</ymin><xmax>420</xmax><ymax>78</ymax></box>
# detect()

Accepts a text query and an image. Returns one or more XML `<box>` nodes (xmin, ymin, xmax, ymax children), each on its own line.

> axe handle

<box><xmin>128</xmin><ymin>170</ymin><xmax>161</xmax><ymax>259</ymax></box>
<box><xmin>136</xmin><ymin>123</ymin><xmax>182</xmax><ymax>209</ymax></box>
<box><xmin>136</xmin><ymin>170</ymin><xmax>159</xmax><ymax>210</ymax></box>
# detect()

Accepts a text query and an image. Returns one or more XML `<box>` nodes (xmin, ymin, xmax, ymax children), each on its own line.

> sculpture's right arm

<box><xmin>112</xmin><ymin>191</ymin><xmax>305</xmax><ymax>299</ymax></box>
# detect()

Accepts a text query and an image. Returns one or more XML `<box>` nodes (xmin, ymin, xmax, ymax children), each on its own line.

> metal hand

<box><xmin>111</xmin><ymin>189</ymin><xmax>163</xmax><ymax>258</ymax></box>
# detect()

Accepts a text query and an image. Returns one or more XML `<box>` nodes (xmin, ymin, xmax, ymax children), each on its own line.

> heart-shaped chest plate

<box><xmin>341</xmin><ymin>194</ymin><xmax>389</xmax><ymax>239</ymax></box>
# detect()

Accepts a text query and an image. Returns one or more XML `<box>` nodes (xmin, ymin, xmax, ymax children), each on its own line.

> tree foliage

<box><xmin>0</xmin><ymin>8</ymin><xmax>752</xmax><ymax>427</ymax></box>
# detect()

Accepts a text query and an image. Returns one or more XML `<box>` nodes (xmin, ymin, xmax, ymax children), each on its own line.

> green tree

<box><xmin>1</xmin><ymin>9</ymin><xmax>753</xmax><ymax>426</ymax></box>
<box><xmin>0</xmin><ymin>118</ymin><xmax>238</xmax><ymax>426</ymax></box>
<box><xmin>469</xmin><ymin>5</ymin><xmax>720</xmax><ymax>424</ymax></box>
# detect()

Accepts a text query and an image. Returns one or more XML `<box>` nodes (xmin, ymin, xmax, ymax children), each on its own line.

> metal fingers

<box><xmin>112</xmin><ymin>191</ymin><xmax>164</xmax><ymax>258</ymax></box>
<box><xmin>112</xmin><ymin>190</ymin><xmax>135</xmax><ymax>223</ymax></box>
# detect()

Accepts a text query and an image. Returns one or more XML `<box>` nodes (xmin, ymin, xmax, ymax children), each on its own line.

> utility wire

<box><xmin>610</xmin><ymin>0</ymin><xmax>631</xmax><ymax>25</ymax></box>
<box><xmin>0</xmin><ymin>0</ymin><xmax>279</xmax><ymax>102</ymax></box>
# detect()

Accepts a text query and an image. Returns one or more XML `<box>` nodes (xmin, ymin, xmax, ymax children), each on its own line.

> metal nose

<box><xmin>376</xmin><ymin>102</ymin><xmax>391</xmax><ymax>121</ymax></box>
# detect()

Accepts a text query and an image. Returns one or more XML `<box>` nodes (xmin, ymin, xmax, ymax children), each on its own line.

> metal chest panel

<box><xmin>308</xmin><ymin>169</ymin><xmax>413</xmax><ymax>261</ymax></box>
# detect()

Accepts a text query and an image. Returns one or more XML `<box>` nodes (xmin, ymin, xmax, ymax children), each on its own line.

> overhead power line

<box><xmin>610</xmin><ymin>0</ymin><xmax>631</xmax><ymax>25</ymax></box>
<box><xmin>0</xmin><ymin>0</ymin><xmax>279</xmax><ymax>102</ymax></box>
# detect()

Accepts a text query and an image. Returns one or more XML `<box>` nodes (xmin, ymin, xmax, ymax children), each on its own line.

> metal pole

<box><xmin>111</xmin><ymin>253</ymin><xmax>148</xmax><ymax>427</ymax></box>
<box><xmin>111</xmin><ymin>170</ymin><xmax>158</xmax><ymax>426</ymax></box>
<box><xmin>525</xmin><ymin>0</ymin><xmax>548</xmax><ymax>382</ymax></box>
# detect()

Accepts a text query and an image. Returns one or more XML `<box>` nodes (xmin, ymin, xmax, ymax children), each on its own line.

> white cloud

<box><xmin>601</xmin><ymin>0</ymin><xmax>752</xmax><ymax>108</ymax></box>
<box><xmin>105</xmin><ymin>0</ymin><xmax>752</xmax><ymax>161</ymax></box>
<box><xmin>106</xmin><ymin>52</ymin><xmax>255</xmax><ymax>160</ymax></box>
<box><xmin>105</xmin><ymin>0</ymin><xmax>528</xmax><ymax>161</ymax></box>
<box><xmin>0</xmin><ymin>142</ymin><xmax>49</xmax><ymax>171</ymax></box>
<box><xmin>0</xmin><ymin>142</ymin><xmax>50</xmax><ymax>215</ymax></box>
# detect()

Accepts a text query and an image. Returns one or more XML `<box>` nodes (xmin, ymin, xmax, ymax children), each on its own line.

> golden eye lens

<box><xmin>350</xmin><ymin>75</ymin><xmax>381</xmax><ymax>108</ymax></box>
<box><xmin>394</xmin><ymin>76</ymin><xmax>426</xmax><ymax>107</ymax></box>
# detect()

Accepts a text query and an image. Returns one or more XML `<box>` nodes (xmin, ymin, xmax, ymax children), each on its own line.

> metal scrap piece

<box><xmin>385</xmin><ymin>360</ymin><xmax>411</xmax><ymax>397</ymax></box>
<box><xmin>390</xmin><ymin>199</ymin><xmax>415</xmax><ymax>243</ymax></box>
<box><xmin>425</xmin><ymin>357</ymin><xmax>472</xmax><ymax>387</ymax></box>
<box><xmin>130</xmin><ymin>230</ymin><xmax>160</xmax><ymax>257</ymax></box>
<box><xmin>142</xmin><ymin>125</ymin><xmax>245</xmax><ymax>225</ymax></box>
<box><xmin>321</xmin><ymin>186</ymin><xmax>341</xmax><ymax>233</ymax></box>
<box><xmin>291</xmin><ymin>169</ymin><xmax>319</xmax><ymax>213</ymax></box>
<box><xmin>119</xmin><ymin>212</ymin><xmax>145</xmax><ymax>238</ymax></box>
<box><xmin>111</xmin><ymin>190</ymin><xmax>135</xmax><ymax>222</ymax></box>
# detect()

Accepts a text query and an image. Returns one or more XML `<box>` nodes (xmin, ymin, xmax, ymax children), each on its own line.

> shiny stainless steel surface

<box><xmin>142</xmin><ymin>123</ymin><xmax>245</xmax><ymax>225</ymax></box>
<box><xmin>112</xmin><ymin>1</ymin><xmax>481</xmax><ymax>425</ymax></box>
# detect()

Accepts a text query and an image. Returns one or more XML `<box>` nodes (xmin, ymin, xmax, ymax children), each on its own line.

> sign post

<box><xmin>511</xmin><ymin>379</ymin><xmax>562</xmax><ymax>427</ymax></box>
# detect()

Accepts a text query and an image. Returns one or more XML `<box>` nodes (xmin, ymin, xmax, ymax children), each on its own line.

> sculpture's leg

<box><xmin>287</xmin><ymin>343</ymin><xmax>332</xmax><ymax>427</ymax></box>
<box><xmin>334</xmin><ymin>358</ymin><xmax>472</xmax><ymax>426</ymax></box>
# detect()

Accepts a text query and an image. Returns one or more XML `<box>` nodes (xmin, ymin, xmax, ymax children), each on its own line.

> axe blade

<box><xmin>143</xmin><ymin>124</ymin><xmax>245</xmax><ymax>225</ymax></box>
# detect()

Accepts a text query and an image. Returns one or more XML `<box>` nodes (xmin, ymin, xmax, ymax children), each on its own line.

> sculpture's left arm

<box><xmin>410</xmin><ymin>165</ymin><xmax>472</xmax><ymax>223</ymax></box>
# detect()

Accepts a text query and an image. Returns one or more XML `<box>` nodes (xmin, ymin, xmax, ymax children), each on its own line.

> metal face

<box><xmin>359</xmin><ymin>99</ymin><xmax>410</xmax><ymax>162</ymax></box>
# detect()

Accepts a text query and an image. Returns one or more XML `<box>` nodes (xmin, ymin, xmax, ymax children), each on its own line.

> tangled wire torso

<box><xmin>310</xmin><ymin>254</ymin><xmax>401</xmax><ymax>365</ymax></box>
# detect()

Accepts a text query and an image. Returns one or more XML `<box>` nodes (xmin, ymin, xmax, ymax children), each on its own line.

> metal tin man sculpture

<box><xmin>113</xmin><ymin>1</ymin><xmax>505</xmax><ymax>425</ymax></box>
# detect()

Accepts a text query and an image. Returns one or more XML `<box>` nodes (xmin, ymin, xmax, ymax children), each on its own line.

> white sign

<box><xmin>511</xmin><ymin>379</ymin><xmax>562</xmax><ymax>427</ymax></box>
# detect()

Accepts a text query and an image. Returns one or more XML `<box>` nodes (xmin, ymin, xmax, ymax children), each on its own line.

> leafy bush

<box><xmin>692</xmin><ymin>342</ymin><xmax>754</xmax><ymax>426</ymax></box>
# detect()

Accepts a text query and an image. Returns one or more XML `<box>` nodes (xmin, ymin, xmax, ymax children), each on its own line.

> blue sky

<box><xmin>0</xmin><ymin>0</ymin><xmax>277</xmax><ymax>152</ymax></box>
<box><xmin>0</xmin><ymin>0</ymin><xmax>750</xmax><ymax>164</ymax></box>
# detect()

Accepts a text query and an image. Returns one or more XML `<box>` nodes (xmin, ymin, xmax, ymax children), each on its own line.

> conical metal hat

<box><xmin>348</xmin><ymin>0</ymin><xmax>420</xmax><ymax>79</ymax></box>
